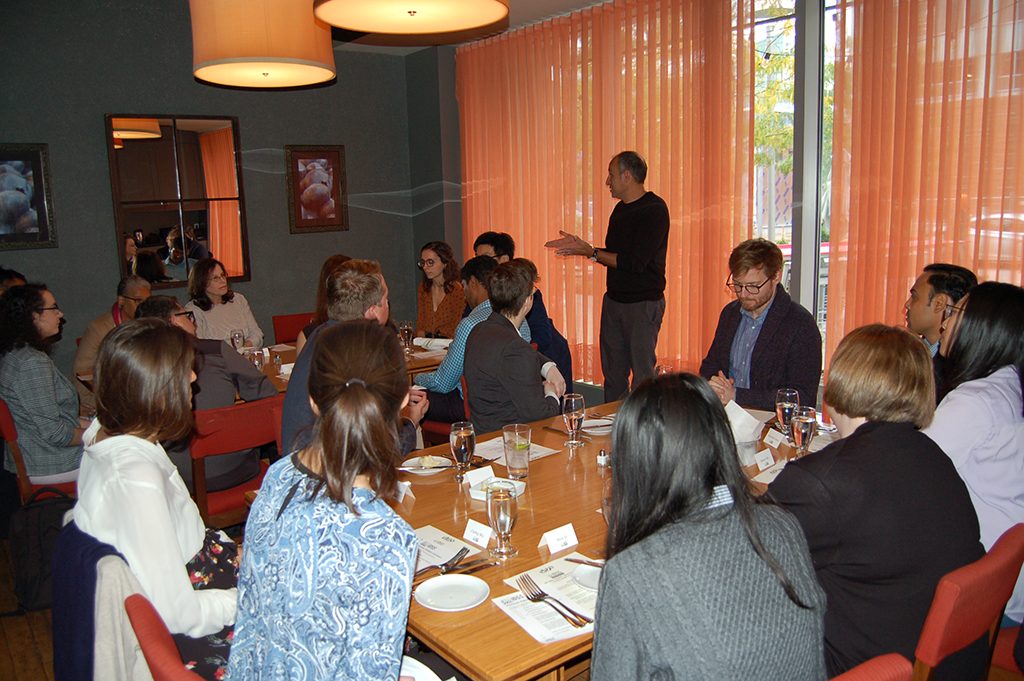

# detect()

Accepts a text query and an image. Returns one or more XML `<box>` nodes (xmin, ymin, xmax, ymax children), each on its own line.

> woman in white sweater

<box><xmin>185</xmin><ymin>258</ymin><xmax>264</xmax><ymax>348</ymax></box>
<box><xmin>73</xmin><ymin>319</ymin><xmax>238</xmax><ymax>680</ymax></box>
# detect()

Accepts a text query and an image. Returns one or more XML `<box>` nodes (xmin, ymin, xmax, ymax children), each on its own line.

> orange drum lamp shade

<box><xmin>110</xmin><ymin>118</ymin><xmax>162</xmax><ymax>139</ymax></box>
<box><xmin>189</xmin><ymin>0</ymin><xmax>336</xmax><ymax>88</ymax></box>
<box><xmin>314</xmin><ymin>0</ymin><xmax>508</xmax><ymax>35</ymax></box>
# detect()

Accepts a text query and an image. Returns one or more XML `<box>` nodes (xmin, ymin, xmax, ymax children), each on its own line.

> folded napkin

<box><xmin>725</xmin><ymin>400</ymin><xmax>764</xmax><ymax>442</ymax></box>
<box><xmin>412</xmin><ymin>337</ymin><xmax>453</xmax><ymax>350</ymax></box>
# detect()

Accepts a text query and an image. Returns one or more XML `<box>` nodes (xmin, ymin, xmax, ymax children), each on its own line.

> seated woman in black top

<box><xmin>768</xmin><ymin>324</ymin><xmax>985</xmax><ymax>677</ymax></box>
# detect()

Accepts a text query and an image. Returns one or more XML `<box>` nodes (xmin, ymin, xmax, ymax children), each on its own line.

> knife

<box><xmin>397</xmin><ymin>464</ymin><xmax>454</xmax><ymax>472</ymax></box>
<box><xmin>543</xmin><ymin>426</ymin><xmax>592</xmax><ymax>440</ymax></box>
<box><xmin>451</xmin><ymin>561</ymin><xmax>498</xmax><ymax>576</ymax></box>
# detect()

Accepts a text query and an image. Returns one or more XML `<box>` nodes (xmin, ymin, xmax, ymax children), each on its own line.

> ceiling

<box><xmin>333</xmin><ymin>0</ymin><xmax>605</xmax><ymax>55</ymax></box>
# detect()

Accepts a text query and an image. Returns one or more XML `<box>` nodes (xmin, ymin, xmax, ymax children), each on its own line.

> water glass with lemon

<box><xmin>502</xmin><ymin>424</ymin><xmax>531</xmax><ymax>480</ymax></box>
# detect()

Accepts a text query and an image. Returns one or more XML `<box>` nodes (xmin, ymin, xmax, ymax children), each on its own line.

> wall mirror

<box><xmin>104</xmin><ymin>114</ymin><xmax>250</xmax><ymax>287</ymax></box>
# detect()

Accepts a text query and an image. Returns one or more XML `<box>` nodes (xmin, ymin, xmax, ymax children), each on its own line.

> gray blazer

<box><xmin>464</xmin><ymin>312</ymin><xmax>560</xmax><ymax>433</ymax></box>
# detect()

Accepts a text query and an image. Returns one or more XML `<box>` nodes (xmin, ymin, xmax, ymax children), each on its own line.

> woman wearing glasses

<box><xmin>0</xmin><ymin>284</ymin><xmax>85</xmax><ymax>483</ymax></box>
<box><xmin>416</xmin><ymin>241</ymin><xmax>464</xmax><ymax>338</ymax></box>
<box><xmin>925</xmin><ymin>281</ymin><xmax>1024</xmax><ymax>625</ymax></box>
<box><xmin>186</xmin><ymin>257</ymin><xmax>264</xmax><ymax>348</ymax></box>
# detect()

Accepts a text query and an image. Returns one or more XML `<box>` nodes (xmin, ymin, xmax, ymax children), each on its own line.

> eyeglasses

<box><xmin>35</xmin><ymin>305</ymin><xmax>61</xmax><ymax>312</ymax></box>
<box><xmin>121</xmin><ymin>295</ymin><xmax>145</xmax><ymax>303</ymax></box>
<box><xmin>726</xmin><ymin>277</ymin><xmax>772</xmax><ymax>295</ymax></box>
<box><xmin>209</xmin><ymin>273</ymin><xmax>228</xmax><ymax>282</ymax></box>
<box><xmin>417</xmin><ymin>258</ymin><xmax>438</xmax><ymax>269</ymax></box>
<box><xmin>174</xmin><ymin>310</ymin><xmax>196</xmax><ymax>323</ymax></box>
<box><xmin>942</xmin><ymin>303</ymin><xmax>966</xmax><ymax>321</ymax></box>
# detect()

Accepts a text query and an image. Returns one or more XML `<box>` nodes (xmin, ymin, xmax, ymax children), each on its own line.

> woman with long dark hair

<box><xmin>925</xmin><ymin>281</ymin><xmax>1024</xmax><ymax>625</ymax></box>
<box><xmin>592</xmin><ymin>373</ymin><xmax>825</xmax><ymax>679</ymax></box>
<box><xmin>416</xmin><ymin>240</ymin><xmax>464</xmax><ymax>338</ymax></box>
<box><xmin>228</xmin><ymin>320</ymin><xmax>418</xmax><ymax>679</ymax></box>
<box><xmin>186</xmin><ymin>257</ymin><xmax>264</xmax><ymax>348</ymax></box>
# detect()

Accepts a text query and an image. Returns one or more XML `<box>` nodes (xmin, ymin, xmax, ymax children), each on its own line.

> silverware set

<box><xmin>414</xmin><ymin>546</ymin><xmax>469</xmax><ymax>578</ymax></box>
<box><xmin>515</xmin><ymin>574</ymin><xmax>593</xmax><ymax>628</ymax></box>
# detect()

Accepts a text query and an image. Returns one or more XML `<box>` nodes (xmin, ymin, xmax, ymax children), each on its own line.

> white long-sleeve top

<box><xmin>186</xmin><ymin>292</ymin><xmax>264</xmax><ymax>348</ymax></box>
<box><xmin>73</xmin><ymin>420</ymin><xmax>237</xmax><ymax>637</ymax></box>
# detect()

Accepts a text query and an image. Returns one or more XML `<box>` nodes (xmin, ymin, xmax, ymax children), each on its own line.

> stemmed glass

<box><xmin>229</xmin><ymin>328</ymin><xmax>245</xmax><ymax>351</ymax></box>
<box><xmin>487</xmin><ymin>480</ymin><xmax>519</xmax><ymax>560</ymax></box>
<box><xmin>562</xmin><ymin>393</ymin><xmax>586</xmax><ymax>447</ymax></box>
<box><xmin>399</xmin><ymin>321</ymin><xmax>414</xmax><ymax>354</ymax></box>
<box><xmin>775</xmin><ymin>388</ymin><xmax>800</xmax><ymax>441</ymax></box>
<box><xmin>449</xmin><ymin>421</ymin><xmax>475</xmax><ymax>482</ymax></box>
<box><xmin>790</xmin><ymin>406</ymin><xmax>817</xmax><ymax>459</ymax></box>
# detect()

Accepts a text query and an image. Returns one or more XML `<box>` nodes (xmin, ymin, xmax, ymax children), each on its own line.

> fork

<box><xmin>414</xmin><ymin>546</ymin><xmax>469</xmax><ymax>578</ymax></box>
<box><xmin>516</xmin><ymin>575</ymin><xmax>593</xmax><ymax>628</ymax></box>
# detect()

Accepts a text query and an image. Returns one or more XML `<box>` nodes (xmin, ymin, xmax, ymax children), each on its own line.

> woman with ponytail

<box><xmin>228</xmin><ymin>320</ymin><xmax>418</xmax><ymax>680</ymax></box>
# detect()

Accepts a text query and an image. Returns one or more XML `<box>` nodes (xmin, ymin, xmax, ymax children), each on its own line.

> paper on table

<box><xmin>415</xmin><ymin>350</ymin><xmax>448</xmax><ymax>361</ymax></box>
<box><xmin>725</xmin><ymin>401</ymin><xmax>764</xmax><ymax>441</ymax></box>
<box><xmin>412</xmin><ymin>337</ymin><xmax>453</xmax><ymax>350</ymax></box>
<box><xmin>278</xmin><ymin>363</ymin><xmax>294</xmax><ymax>377</ymax></box>
<box><xmin>268</xmin><ymin>343</ymin><xmax>295</xmax><ymax>352</ymax></box>
<box><xmin>751</xmin><ymin>459</ymin><xmax>787</xmax><ymax>485</ymax></box>
<box><xmin>473</xmin><ymin>438</ymin><xmax>560</xmax><ymax>466</ymax></box>
<box><xmin>492</xmin><ymin>553</ymin><xmax>597</xmax><ymax>643</ymax></box>
<box><xmin>413</xmin><ymin>525</ymin><xmax>481</xmax><ymax>572</ymax></box>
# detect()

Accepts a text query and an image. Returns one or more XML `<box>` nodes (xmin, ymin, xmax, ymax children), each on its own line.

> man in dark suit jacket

<box><xmin>464</xmin><ymin>261</ymin><xmax>564</xmax><ymax>433</ymax></box>
<box><xmin>699</xmin><ymin>239</ymin><xmax>821</xmax><ymax>410</ymax></box>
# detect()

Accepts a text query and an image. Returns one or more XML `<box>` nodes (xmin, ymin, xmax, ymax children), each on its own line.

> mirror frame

<box><xmin>104</xmin><ymin>113</ymin><xmax>251</xmax><ymax>288</ymax></box>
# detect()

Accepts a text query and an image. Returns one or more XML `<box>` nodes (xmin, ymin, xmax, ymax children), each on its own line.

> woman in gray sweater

<box><xmin>592</xmin><ymin>373</ymin><xmax>827</xmax><ymax>680</ymax></box>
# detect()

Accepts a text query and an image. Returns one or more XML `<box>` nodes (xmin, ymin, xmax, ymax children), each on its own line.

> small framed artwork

<box><xmin>0</xmin><ymin>143</ymin><xmax>58</xmax><ymax>250</ymax></box>
<box><xmin>285</xmin><ymin>145</ymin><xmax>348</xmax><ymax>234</ymax></box>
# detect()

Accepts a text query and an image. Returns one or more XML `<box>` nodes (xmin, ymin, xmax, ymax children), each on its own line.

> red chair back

<box><xmin>124</xmin><ymin>594</ymin><xmax>203</xmax><ymax>681</ymax></box>
<box><xmin>991</xmin><ymin>626</ymin><xmax>1023</xmax><ymax>678</ymax></box>
<box><xmin>831</xmin><ymin>653</ymin><xmax>912</xmax><ymax>681</ymax></box>
<box><xmin>0</xmin><ymin>397</ymin><xmax>76</xmax><ymax>504</ymax></box>
<box><xmin>272</xmin><ymin>312</ymin><xmax>313</xmax><ymax>345</ymax></box>
<box><xmin>190</xmin><ymin>394</ymin><xmax>283</xmax><ymax>528</ymax></box>
<box><xmin>913</xmin><ymin>523</ymin><xmax>1024</xmax><ymax>680</ymax></box>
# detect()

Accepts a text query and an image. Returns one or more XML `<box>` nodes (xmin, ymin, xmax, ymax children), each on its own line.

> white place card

<box><xmin>752</xmin><ymin>459</ymin><xmax>787</xmax><ymax>485</ymax></box>
<box><xmin>463</xmin><ymin>465</ymin><xmax>495</xmax><ymax>489</ymax></box>
<box><xmin>396</xmin><ymin>480</ymin><xmax>414</xmax><ymax>503</ymax></box>
<box><xmin>725</xmin><ymin>400</ymin><xmax>763</xmax><ymax>441</ymax></box>
<box><xmin>763</xmin><ymin>428</ymin><xmax>787</xmax><ymax>449</ymax></box>
<box><xmin>413</xmin><ymin>525</ymin><xmax>480</xmax><ymax>572</ymax></box>
<box><xmin>754</xmin><ymin>448</ymin><xmax>776</xmax><ymax>472</ymax></box>
<box><xmin>537</xmin><ymin>523</ymin><xmax>578</xmax><ymax>552</ymax></box>
<box><xmin>463</xmin><ymin>519</ymin><xmax>493</xmax><ymax>548</ymax></box>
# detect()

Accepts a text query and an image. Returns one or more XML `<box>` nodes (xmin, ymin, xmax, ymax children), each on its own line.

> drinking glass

<box><xmin>502</xmin><ymin>424</ymin><xmax>531</xmax><ymax>480</ymax></box>
<box><xmin>229</xmin><ymin>328</ymin><xmax>245</xmax><ymax>351</ymax></box>
<box><xmin>487</xmin><ymin>480</ymin><xmax>518</xmax><ymax>559</ymax></box>
<box><xmin>775</xmin><ymin>388</ymin><xmax>800</xmax><ymax>440</ymax></box>
<box><xmin>449</xmin><ymin>421</ymin><xmax>476</xmax><ymax>482</ymax></box>
<box><xmin>790</xmin><ymin>406</ymin><xmax>817</xmax><ymax>459</ymax></box>
<box><xmin>399</xmin><ymin>321</ymin><xmax>414</xmax><ymax>354</ymax></box>
<box><xmin>655</xmin><ymin>364</ymin><xmax>674</xmax><ymax>376</ymax></box>
<box><xmin>250</xmin><ymin>348</ymin><xmax>265</xmax><ymax>371</ymax></box>
<box><xmin>562</xmin><ymin>393</ymin><xmax>586</xmax><ymax>447</ymax></box>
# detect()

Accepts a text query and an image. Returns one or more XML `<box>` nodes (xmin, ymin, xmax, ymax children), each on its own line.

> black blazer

<box><xmin>464</xmin><ymin>312</ymin><xmax>560</xmax><ymax>433</ymax></box>
<box><xmin>699</xmin><ymin>285</ymin><xmax>822</xmax><ymax>410</ymax></box>
<box><xmin>767</xmin><ymin>421</ymin><xmax>985</xmax><ymax>678</ymax></box>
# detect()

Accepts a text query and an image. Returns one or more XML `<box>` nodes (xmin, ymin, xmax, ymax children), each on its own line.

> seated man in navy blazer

<box><xmin>699</xmin><ymin>238</ymin><xmax>821</xmax><ymax>410</ymax></box>
<box><xmin>464</xmin><ymin>260</ymin><xmax>565</xmax><ymax>433</ymax></box>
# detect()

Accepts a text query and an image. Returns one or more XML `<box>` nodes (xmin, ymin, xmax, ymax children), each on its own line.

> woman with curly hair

<box><xmin>415</xmin><ymin>241</ymin><xmax>464</xmax><ymax>338</ymax></box>
<box><xmin>185</xmin><ymin>257</ymin><xmax>264</xmax><ymax>348</ymax></box>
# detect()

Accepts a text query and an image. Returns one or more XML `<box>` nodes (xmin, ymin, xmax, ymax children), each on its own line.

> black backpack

<box><xmin>4</xmin><ymin>487</ymin><xmax>75</xmax><ymax>612</ymax></box>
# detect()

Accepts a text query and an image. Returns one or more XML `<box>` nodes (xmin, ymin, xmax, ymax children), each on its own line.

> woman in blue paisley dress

<box><xmin>228</xmin><ymin>320</ymin><xmax>418</xmax><ymax>680</ymax></box>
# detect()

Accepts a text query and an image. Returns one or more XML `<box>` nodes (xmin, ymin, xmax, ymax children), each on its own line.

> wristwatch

<box><xmin>590</xmin><ymin>247</ymin><xmax>599</xmax><ymax>262</ymax></box>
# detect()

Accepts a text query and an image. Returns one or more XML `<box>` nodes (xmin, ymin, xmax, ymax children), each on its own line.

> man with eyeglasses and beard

<box><xmin>699</xmin><ymin>238</ymin><xmax>822</xmax><ymax>411</ymax></box>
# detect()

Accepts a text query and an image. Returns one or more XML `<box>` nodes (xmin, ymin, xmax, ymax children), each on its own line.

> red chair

<box><xmin>272</xmin><ymin>312</ymin><xmax>313</xmax><ymax>345</ymax></box>
<box><xmin>831</xmin><ymin>654</ymin><xmax>912</xmax><ymax>681</ymax></box>
<box><xmin>913</xmin><ymin>524</ymin><xmax>1024</xmax><ymax>681</ymax></box>
<box><xmin>124</xmin><ymin>594</ymin><xmax>203</xmax><ymax>681</ymax></box>
<box><xmin>0</xmin><ymin>397</ymin><xmax>76</xmax><ymax>504</ymax></box>
<box><xmin>990</xmin><ymin>626</ymin><xmax>1023</xmax><ymax>681</ymax></box>
<box><xmin>190</xmin><ymin>394</ymin><xmax>283</xmax><ymax>528</ymax></box>
<box><xmin>419</xmin><ymin>376</ymin><xmax>472</xmax><ymax>447</ymax></box>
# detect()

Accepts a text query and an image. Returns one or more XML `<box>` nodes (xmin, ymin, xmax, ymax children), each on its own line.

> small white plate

<box><xmin>400</xmin><ymin>655</ymin><xmax>443</xmax><ymax>681</ymax></box>
<box><xmin>402</xmin><ymin>456</ymin><xmax>453</xmax><ymax>477</ymax></box>
<box><xmin>572</xmin><ymin>564</ymin><xmax>602</xmax><ymax>590</ymax></box>
<box><xmin>414</xmin><ymin>574</ymin><xmax>490</xmax><ymax>612</ymax></box>
<box><xmin>581</xmin><ymin>418</ymin><xmax>613</xmax><ymax>435</ymax></box>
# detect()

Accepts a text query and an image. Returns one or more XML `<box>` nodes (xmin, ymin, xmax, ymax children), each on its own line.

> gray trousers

<box><xmin>599</xmin><ymin>294</ymin><xmax>665</xmax><ymax>402</ymax></box>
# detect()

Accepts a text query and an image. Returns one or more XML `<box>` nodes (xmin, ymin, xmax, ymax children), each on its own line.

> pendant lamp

<box><xmin>190</xmin><ymin>0</ymin><xmax>336</xmax><ymax>88</ymax></box>
<box><xmin>111</xmin><ymin>118</ymin><xmax>162</xmax><ymax>139</ymax></box>
<box><xmin>313</xmin><ymin>0</ymin><xmax>509</xmax><ymax>35</ymax></box>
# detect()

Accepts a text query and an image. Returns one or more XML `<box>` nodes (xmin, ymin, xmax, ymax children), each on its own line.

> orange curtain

<box><xmin>827</xmin><ymin>0</ymin><xmax>1024</xmax><ymax>362</ymax></box>
<box><xmin>456</xmin><ymin>0</ymin><xmax>756</xmax><ymax>384</ymax></box>
<box><xmin>199</xmin><ymin>128</ymin><xmax>244</xmax><ymax>276</ymax></box>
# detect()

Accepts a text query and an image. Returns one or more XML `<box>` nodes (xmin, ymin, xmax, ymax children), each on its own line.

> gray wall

<box><xmin>1</xmin><ymin>2</ymin><xmax>462</xmax><ymax>377</ymax></box>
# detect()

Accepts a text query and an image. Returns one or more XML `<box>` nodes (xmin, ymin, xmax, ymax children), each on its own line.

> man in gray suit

<box><xmin>464</xmin><ymin>260</ymin><xmax>565</xmax><ymax>433</ymax></box>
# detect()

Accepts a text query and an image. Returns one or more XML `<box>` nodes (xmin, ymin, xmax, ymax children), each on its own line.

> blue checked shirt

<box><xmin>415</xmin><ymin>300</ymin><xmax>531</xmax><ymax>395</ymax></box>
<box><xmin>728</xmin><ymin>297</ymin><xmax>774</xmax><ymax>390</ymax></box>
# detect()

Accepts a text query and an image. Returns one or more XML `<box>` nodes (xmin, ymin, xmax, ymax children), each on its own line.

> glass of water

<box><xmin>449</xmin><ymin>421</ymin><xmax>475</xmax><ymax>482</ymax></box>
<box><xmin>562</xmin><ymin>393</ymin><xmax>586</xmax><ymax>447</ymax></box>
<box><xmin>250</xmin><ymin>348</ymin><xmax>265</xmax><ymax>371</ymax></box>
<box><xmin>502</xmin><ymin>424</ymin><xmax>531</xmax><ymax>480</ymax></box>
<box><xmin>790</xmin><ymin>406</ymin><xmax>817</xmax><ymax>459</ymax></box>
<box><xmin>775</xmin><ymin>388</ymin><xmax>800</xmax><ymax>440</ymax></box>
<box><xmin>399</xmin><ymin>321</ymin><xmax>414</xmax><ymax>354</ymax></box>
<box><xmin>487</xmin><ymin>480</ymin><xmax>518</xmax><ymax>559</ymax></box>
<box><xmin>229</xmin><ymin>328</ymin><xmax>245</xmax><ymax>351</ymax></box>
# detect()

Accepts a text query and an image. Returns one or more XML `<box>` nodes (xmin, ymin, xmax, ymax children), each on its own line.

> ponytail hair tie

<box><xmin>344</xmin><ymin>378</ymin><xmax>367</xmax><ymax>389</ymax></box>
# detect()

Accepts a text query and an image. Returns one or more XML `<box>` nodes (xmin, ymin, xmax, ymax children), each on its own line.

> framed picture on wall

<box><xmin>285</xmin><ymin>145</ymin><xmax>348</xmax><ymax>234</ymax></box>
<box><xmin>0</xmin><ymin>143</ymin><xmax>58</xmax><ymax>250</ymax></box>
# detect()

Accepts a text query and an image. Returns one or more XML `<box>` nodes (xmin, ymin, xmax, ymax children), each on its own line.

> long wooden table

<box><xmin>261</xmin><ymin>346</ymin><xmax>445</xmax><ymax>392</ymax></box>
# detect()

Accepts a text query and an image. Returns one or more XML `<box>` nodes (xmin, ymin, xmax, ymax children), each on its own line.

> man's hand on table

<box><xmin>709</xmin><ymin>371</ymin><xmax>736</xmax><ymax>405</ymax></box>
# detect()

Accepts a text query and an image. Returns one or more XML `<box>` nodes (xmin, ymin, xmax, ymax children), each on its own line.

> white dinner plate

<box><xmin>402</xmin><ymin>456</ymin><xmax>454</xmax><ymax>477</ymax></box>
<box><xmin>414</xmin><ymin>574</ymin><xmax>490</xmax><ymax>612</ymax></box>
<box><xmin>571</xmin><ymin>564</ymin><xmax>602</xmax><ymax>591</ymax></box>
<box><xmin>399</xmin><ymin>655</ymin><xmax>443</xmax><ymax>681</ymax></box>
<box><xmin>581</xmin><ymin>418</ymin><xmax>614</xmax><ymax>435</ymax></box>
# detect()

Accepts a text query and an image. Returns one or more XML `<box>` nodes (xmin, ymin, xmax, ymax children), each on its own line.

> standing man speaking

<box><xmin>546</xmin><ymin>151</ymin><xmax>670</xmax><ymax>401</ymax></box>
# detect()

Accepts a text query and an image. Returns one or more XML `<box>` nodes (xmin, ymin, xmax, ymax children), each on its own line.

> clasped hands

<box><xmin>544</xmin><ymin>230</ymin><xmax>593</xmax><ymax>258</ymax></box>
<box><xmin>708</xmin><ymin>371</ymin><xmax>736</xmax><ymax>405</ymax></box>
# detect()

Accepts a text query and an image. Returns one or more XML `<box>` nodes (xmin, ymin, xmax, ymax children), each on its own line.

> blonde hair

<box><xmin>824</xmin><ymin>324</ymin><xmax>934</xmax><ymax>428</ymax></box>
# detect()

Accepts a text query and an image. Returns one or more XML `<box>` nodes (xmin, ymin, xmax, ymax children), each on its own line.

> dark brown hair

<box><xmin>94</xmin><ymin>318</ymin><xmax>195</xmax><ymax>442</ymax></box>
<box><xmin>0</xmin><ymin>283</ymin><xmax>50</xmax><ymax>355</ymax></box>
<box><xmin>419</xmin><ymin>241</ymin><xmax>460</xmax><ymax>295</ymax></box>
<box><xmin>488</xmin><ymin>261</ymin><xmax>534</xmax><ymax>317</ymax></box>
<box><xmin>311</xmin><ymin>253</ymin><xmax>352</xmax><ymax>326</ymax></box>
<box><xmin>729</xmin><ymin>238</ymin><xmax>785</xmax><ymax>280</ymax></box>
<box><xmin>326</xmin><ymin>260</ymin><xmax>384</xmax><ymax>322</ymax></box>
<box><xmin>187</xmin><ymin>258</ymin><xmax>234</xmax><ymax>311</ymax></box>
<box><xmin>307</xmin><ymin>320</ymin><xmax>408</xmax><ymax>510</ymax></box>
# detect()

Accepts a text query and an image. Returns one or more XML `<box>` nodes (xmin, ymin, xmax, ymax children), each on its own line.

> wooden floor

<box><xmin>0</xmin><ymin>540</ymin><xmax>54</xmax><ymax>681</ymax></box>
